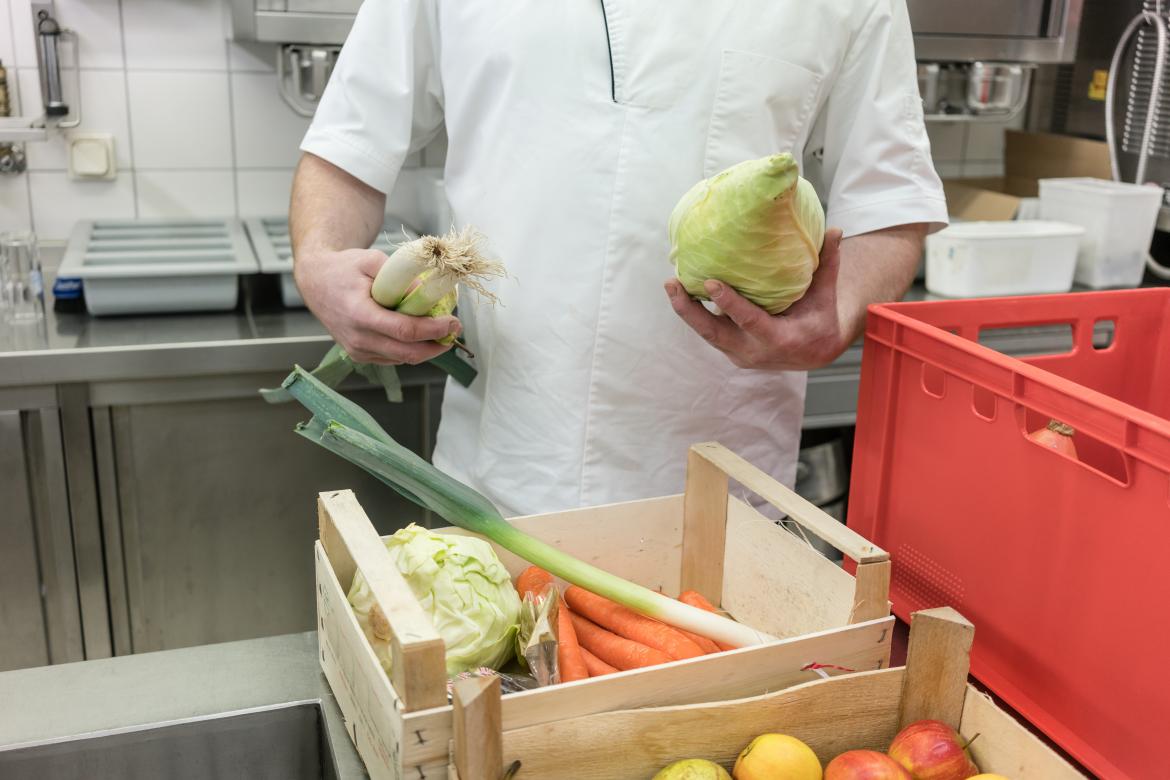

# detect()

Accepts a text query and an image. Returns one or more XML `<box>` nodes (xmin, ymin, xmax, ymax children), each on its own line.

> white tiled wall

<box><xmin>0</xmin><ymin>0</ymin><xmax>444</xmax><ymax>242</ymax></box>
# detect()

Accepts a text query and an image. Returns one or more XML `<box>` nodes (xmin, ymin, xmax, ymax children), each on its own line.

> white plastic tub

<box><xmin>1038</xmin><ymin>177</ymin><xmax>1163</xmax><ymax>289</ymax></box>
<box><xmin>924</xmin><ymin>220</ymin><xmax>1084</xmax><ymax>299</ymax></box>
<box><xmin>245</xmin><ymin>216</ymin><xmax>418</xmax><ymax>308</ymax></box>
<box><xmin>57</xmin><ymin>220</ymin><xmax>258</xmax><ymax>316</ymax></box>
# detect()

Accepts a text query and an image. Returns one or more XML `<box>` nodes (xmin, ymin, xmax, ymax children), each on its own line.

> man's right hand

<box><xmin>294</xmin><ymin>247</ymin><xmax>461</xmax><ymax>366</ymax></box>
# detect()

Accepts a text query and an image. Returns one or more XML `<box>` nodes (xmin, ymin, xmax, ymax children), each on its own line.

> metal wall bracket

<box><xmin>276</xmin><ymin>44</ymin><xmax>339</xmax><ymax>118</ymax></box>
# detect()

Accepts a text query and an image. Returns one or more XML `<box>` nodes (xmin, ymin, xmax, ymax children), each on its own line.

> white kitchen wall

<box><xmin>0</xmin><ymin>0</ymin><xmax>444</xmax><ymax>243</ymax></box>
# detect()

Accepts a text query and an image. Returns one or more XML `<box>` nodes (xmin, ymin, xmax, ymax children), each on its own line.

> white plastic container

<box><xmin>245</xmin><ymin>216</ymin><xmax>418</xmax><ymax>308</ymax></box>
<box><xmin>1038</xmin><ymin>177</ymin><xmax>1163</xmax><ymax>289</ymax></box>
<box><xmin>924</xmin><ymin>220</ymin><xmax>1084</xmax><ymax>299</ymax></box>
<box><xmin>58</xmin><ymin>220</ymin><xmax>258</xmax><ymax>316</ymax></box>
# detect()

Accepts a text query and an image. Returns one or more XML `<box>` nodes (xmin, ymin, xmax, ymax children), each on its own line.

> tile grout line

<box><xmin>224</xmin><ymin>37</ymin><xmax>241</xmax><ymax>219</ymax></box>
<box><xmin>11</xmin><ymin>65</ymin><xmax>275</xmax><ymax>75</ymax></box>
<box><xmin>116</xmin><ymin>0</ymin><xmax>139</xmax><ymax>220</ymax></box>
<box><xmin>7</xmin><ymin>0</ymin><xmax>36</xmax><ymax>234</ymax></box>
<box><xmin>18</xmin><ymin>166</ymin><xmax>296</xmax><ymax>174</ymax></box>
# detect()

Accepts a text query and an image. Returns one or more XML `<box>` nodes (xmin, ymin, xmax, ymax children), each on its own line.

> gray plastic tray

<box><xmin>58</xmin><ymin>219</ymin><xmax>259</xmax><ymax>316</ymax></box>
<box><xmin>245</xmin><ymin>216</ymin><xmax>419</xmax><ymax>308</ymax></box>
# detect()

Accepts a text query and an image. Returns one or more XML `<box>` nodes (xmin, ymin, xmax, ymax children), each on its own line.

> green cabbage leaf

<box><xmin>669</xmin><ymin>153</ymin><xmax>826</xmax><ymax>315</ymax></box>
<box><xmin>347</xmin><ymin>523</ymin><xmax>521</xmax><ymax>676</ymax></box>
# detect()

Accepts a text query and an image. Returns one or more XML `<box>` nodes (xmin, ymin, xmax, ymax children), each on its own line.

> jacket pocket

<box><xmin>703</xmin><ymin>50</ymin><xmax>823</xmax><ymax>178</ymax></box>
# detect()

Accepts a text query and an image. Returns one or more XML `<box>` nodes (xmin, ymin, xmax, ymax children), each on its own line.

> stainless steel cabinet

<box><xmin>94</xmin><ymin>374</ymin><xmax>442</xmax><ymax>654</ymax></box>
<box><xmin>0</xmin><ymin>388</ymin><xmax>84</xmax><ymax>672</ymax></box>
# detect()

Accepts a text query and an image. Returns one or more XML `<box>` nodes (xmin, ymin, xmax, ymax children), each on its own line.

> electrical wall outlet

<box><xmin>68</xmin><ymin>133</ymin><xmax>116</xmax><ymax>180</ymax></box>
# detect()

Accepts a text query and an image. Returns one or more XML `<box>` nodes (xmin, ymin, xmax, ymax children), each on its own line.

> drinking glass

<box><xmin>2</xmin><ymin>231</ymin><xmax>45</xmax><ymax>324</ymax></box>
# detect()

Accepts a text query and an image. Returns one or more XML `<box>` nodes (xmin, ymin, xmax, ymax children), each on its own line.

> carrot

<box><xmin>569</xmin><ymin>612</ymin><xmax>672</xmax><ymax>671</ymax></box>
<box><xmin>579</xmin><ymin>646</ymin><xmax>618</xmax><ymax>677</ymax></box>
<box><xmin>678</xmin><ymin>590</ymin><xmax>738</xmax><ymax>651</ymax></box>
<box><xmin>515</xmin><ymin>565</ymin><xmax>554</xmax><ymax>598</ymax></box>
<box><xmin>556</xmin><ymin>603</ymin><xmax>590</xmax><ymax>682</ymax></box>
<box><xmin>678</xmin><ymin>627</ymin><xmax>721</xmax><ymax>655</ymax></box>
<box><xmin>565</xmin><ymin>586</ymin><xmax>703</xmax><ymax>661</ymax></box>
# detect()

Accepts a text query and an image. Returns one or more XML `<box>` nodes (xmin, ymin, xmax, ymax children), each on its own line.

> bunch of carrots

<box><xmin>515</xmin><ymin>565</ymin><xmax>737</xmax><ymax>683</ymax></box>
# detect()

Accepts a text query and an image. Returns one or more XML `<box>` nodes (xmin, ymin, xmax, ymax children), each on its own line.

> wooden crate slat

<box><xmin>499</xmin><ymin>668</ymin><xmax>905</xmax><ymax>778</ymax></box>
<box><xmin>319</xmin><ymin>491</ymin><xmax>447</xmax><ymax>712</ymax></box>
<box><xmin>690</xmin><ymin>442</ymin><xmax>888</xmax><ymax>564</ymax></box>
<box><xmin>680</xmin><ymin>446</ymin><xmax>730</xmax><ymax>600</ymax></box>
<box><xmin>402</xmin><ymin>618</ymin><xmax>893</xmax><ymax>771</ymax></box>
<box><xmin>897</xmin><ymin>607</ymin><xmax>975</xmax><ymax>729</ymax></box>
<box><xmin>722</xmin><ymin>496</ymin><xmax>857</xmax><ymax>637</ymax></box>
<box><xmin>960</xmin><ymin>686</ymin><xmax>1084</xmax><ymax>779</ymax></box>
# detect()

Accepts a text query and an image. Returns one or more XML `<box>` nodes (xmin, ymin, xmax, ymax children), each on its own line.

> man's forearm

<box><xmin>290</xmin><ymin>152</ymin><xmax>387</xmax><ymax>259</ymax></box>
<box><xmin>836</xmin><ymin>223</ymin><xmax>927</xmax><ymax>344</ymax></box>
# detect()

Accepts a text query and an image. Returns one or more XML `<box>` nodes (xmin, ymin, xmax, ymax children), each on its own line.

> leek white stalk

<box><xmin>262</xmin><ymin>227</ymin><xmax>502</xmax><ymax>404</ymax></box>
<box><xmin>371</xmin><ymin>226</ymin><xmax>504</xmax><ymax>318</ymax></box>
<box><xmin>395</xmin><ymin>269</ymin><xmax>456</xmax><ymax>317</ymax></box>
<box><xmin>283</xmin><ymin>366</ymin><xmax>775</xmax><ymax>649</ymax></box>
<box><xmin>370</xmin><ymin>246</ymin><xmax>426</xmax><ymax>308</ymax></box>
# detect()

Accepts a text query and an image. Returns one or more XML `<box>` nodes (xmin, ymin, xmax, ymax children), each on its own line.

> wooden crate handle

<box><xmin>453</xmin><ymin>676</ymin><xmax>503</xmax><ymax>780</ymax></box>
<box><xmin>681</xmin><ymin>446</ymin><xmax>731</xmax><ymax>600</ymax></box>
<box><xmin>688</xmin><ymin>442</ymin><xmax>888</xmax><ymax>566</ymax></box>
<box><xmin>850</xmin><ymin>559</ymin><xmax>892</xmax><ymax>625</ymax></box>
<box><xmin>318</xmin><ymin>490</ymin><xmax>448</xmax><ymax>712</ymax></box>
<box><xmin>897</xmin><ymin>607</ymin><xmax>975</xmax><ymax>729</ymax></box>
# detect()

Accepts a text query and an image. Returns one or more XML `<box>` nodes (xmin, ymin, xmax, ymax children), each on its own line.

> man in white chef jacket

<box><xmin>291</xmin><ymin>0</ymin><xmax>948</xmax><ymax>519</ymax></box>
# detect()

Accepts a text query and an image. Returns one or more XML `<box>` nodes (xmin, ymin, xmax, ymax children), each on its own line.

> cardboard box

<box><xmin>943</xmin><ymin>130</ymin><xmax>1113</xmax><ymax>221</ymax></box>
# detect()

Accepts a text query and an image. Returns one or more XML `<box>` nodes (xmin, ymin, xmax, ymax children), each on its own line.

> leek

<box><xmin>262</xmin><ymin>227</ymin><xmax>504</xmax><ymax>405</ymax></box>
<box><xmin>282</xmin><ymin>366</ymin><xmax>773</xmax><ymax>649</ymax></box>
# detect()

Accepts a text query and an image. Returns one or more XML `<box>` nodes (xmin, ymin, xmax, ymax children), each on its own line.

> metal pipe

<box><xmin>34</xmin><ymin>9</ymin><xmax>68</xmax><ymax>117</ymax></box>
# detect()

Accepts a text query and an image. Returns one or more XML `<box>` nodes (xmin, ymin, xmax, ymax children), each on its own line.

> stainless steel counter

<box><xmin>0</xmin><ymin>305</ymin><xmax>336</xmax><ymax>388</ymax></box>
<box><xmin>0</xmin><ymin>631</ymin><xmax>366</xmax><ymax>779</ymax></box>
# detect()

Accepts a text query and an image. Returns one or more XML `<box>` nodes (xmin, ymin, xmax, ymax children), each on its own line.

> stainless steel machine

<box><xmin>909</xmin><ymin>0</ymin><xmax>1083</xmax><ymax>63</ymax></box>
<box><xmin>228</xmin><ymin>1</ymin><xmax>1084</xmax><ymax>121</ymax></box>
<box><xmin>909</xmin><ymin>0</ymin><xmax>1083</xmax><ymax>122</ymax></box>
<box><xmin>228</xmin><ymin>1</ymin><xmax>359</xmax><ymax>117</ymax></box>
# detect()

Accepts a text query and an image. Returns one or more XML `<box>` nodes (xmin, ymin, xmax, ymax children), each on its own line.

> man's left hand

<box><xmin>664</xmin><ymin>227</ymin><xmax>850</xmax><ymax>371</ymax></box>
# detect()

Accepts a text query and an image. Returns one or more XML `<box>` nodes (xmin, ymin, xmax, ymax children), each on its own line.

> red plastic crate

<box><xmin>847</xmin><ymin>288</ymin><xmax>1170</xmax><ymax>780</ymax></box>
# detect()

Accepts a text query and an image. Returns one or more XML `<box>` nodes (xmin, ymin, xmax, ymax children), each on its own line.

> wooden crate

<box><xmin>315</xmin><ymin>442</ymin><xmax>895</xmax><ymax>779</ymax></box>
<box><xmin>449</xmin><ymin>608</ymin><xmax>1087</xmax><ymax>780</ymax></box>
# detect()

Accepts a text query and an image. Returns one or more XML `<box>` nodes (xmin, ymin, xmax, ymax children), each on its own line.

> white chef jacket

<box><xmin>301</xmin><ymin>0</ymin><xmax>948</xmax><ymax>519</ymax></box>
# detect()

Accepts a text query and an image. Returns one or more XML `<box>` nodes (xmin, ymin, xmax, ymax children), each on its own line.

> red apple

<box><xmin>888</xmin><ymin>720</ymin><xmax>980</xmax><ymax>780</ymax></box>
<box><xmin>826</xmin><ymin>750</ymin><xmax>913</xmax><ymax>779</ymax></box>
